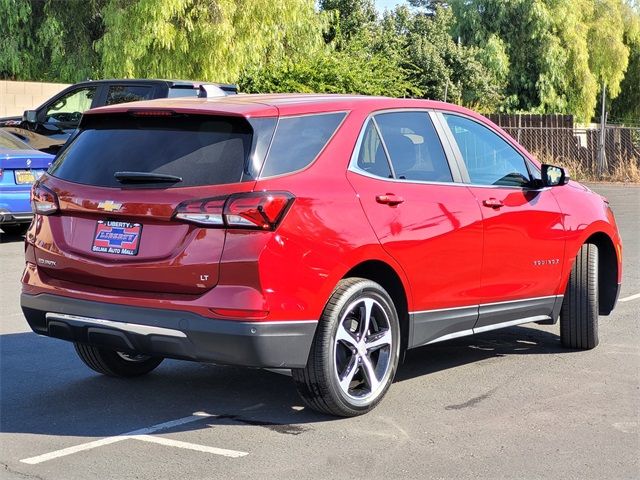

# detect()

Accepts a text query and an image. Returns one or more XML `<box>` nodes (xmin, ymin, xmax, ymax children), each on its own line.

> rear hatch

<box><xmin>32</xmin><ymin>110</ymin><xmax>277</xmax><ymax>295</ymax></box>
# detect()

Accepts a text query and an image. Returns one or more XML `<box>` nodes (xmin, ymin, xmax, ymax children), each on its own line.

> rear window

<box><xmin>167</xmin><ymin>87</ymin><xmax>199</xmax><ymax>98</ymax></box>
<box><xmin>260</xmin><ymin>112</ymin><xmax>346</xmax><ymax>177</ymax></box>
<box><xmin>50</xmin><ymin>114</ymin><xmax>273</xmax><ymax>188</ymax></box>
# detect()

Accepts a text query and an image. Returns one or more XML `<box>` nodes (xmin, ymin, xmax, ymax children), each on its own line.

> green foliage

<box><xmin>239</xmin><ymin>45</ymin><xmax>417</xmax><ymax>97</ymax></box>
<box><xmin>380</xmin><ymin>6</ymin><xmax>506</xmax><ymax>111</ymax></box>
<box><xmin>449</xmin><ymin>0</ymin><xmax>636</xmax><ymax>122</ymax></box>
<box><xmin>0</xmin><ymin>0</ymin><xmax>33</xmax><ymax>79</ymax></box>
<box><xmin>97</xmin><ymin>0</ymin><xmax>323</xmax><ymax>82</ymax></box>
<box><xmin>0</xmin><ymin>0</ymin><xmax>104</xmax><ymax>82</ymax></box>
<box><xmin>610</xmin><ymin>1</ymin><xmax>640</xmax><ymax>123</ymax></box>
<box><xmin>0</xmin><ymin>0</ymin><xmax>638</xmax><ymax>122</ymax></box>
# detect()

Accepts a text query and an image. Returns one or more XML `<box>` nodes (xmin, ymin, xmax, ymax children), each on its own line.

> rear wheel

<box><xmin>74</xmin><ymin>343</ymin><xmax>163</xmax><ymax>377</ymax></box>
<box><xmin>560</xmin><ymin>244</ymin><xmax>599</xmax><ymax>350</ymax></box>
<box><xmin>292</xmin><ymin>278</ymin><xmax>400</xmax><ymax>417</ymax></box>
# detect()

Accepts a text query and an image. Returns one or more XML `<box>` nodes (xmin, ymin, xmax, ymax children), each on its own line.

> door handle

<box><xmin>482</xmin><ymin>198</ymin><xmax>504</xmax><ymax>209</ymax></box>
<box><xmin>376</xmin><ymin>194</ymin><xmax>404</xmax><ymax>206</ymax></box>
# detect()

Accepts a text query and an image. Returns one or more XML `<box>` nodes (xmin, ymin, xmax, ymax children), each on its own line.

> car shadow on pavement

<box><xmin>0</xmin><ymin>231</ymin><xmax>25</xmax><ymax>243</ymax></box>
<box><xmin>396</xmin><ymin>324</ymin><xmax>569</xmax><ymax>382</ymax></box>
<box><xmin>1</xmin><ymin>325</ymin><xmax>568</xmax><ymax>438</ymax></box>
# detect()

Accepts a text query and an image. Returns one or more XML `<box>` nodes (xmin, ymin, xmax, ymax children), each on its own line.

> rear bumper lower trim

<box><xmin>45</xmin><ymin>313</ymin><xmax>188</xmax><ymax>338</ymax></box>
<box><xmin>22</xmin><ymin>293</ymin><xmax>317</xmax><ymax>368</ymax></box>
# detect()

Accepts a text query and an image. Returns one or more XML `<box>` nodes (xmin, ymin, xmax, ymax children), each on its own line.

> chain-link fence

<box><xmin>500</xmin><ymin>125</ymin><xmax>640</xmax><ymax>175</ymax></box>
<box><xmin>486</xmin><ymin>114</ymin><xmax>639</xmax><ymax>180</ymax></box>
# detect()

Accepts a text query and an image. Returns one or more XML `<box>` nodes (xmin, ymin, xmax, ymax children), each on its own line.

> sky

<box><xmin>374</xmin><ymin>0</ymin><xmax>407</xmax><ymax>12</ymax></box>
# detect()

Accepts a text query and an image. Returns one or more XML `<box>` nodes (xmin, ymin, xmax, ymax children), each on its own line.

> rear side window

<box><xmin>375</xmin><ymin>112</ymin><xmax>452</xmax><ymax>182</ymax></box>
<box><xmin>167</xmin><ymin>87</ymin><xmax>199</xmax><ymax>98</ymax></box>
<box><xmin>260</xmin><ymin>112</ymin><xmax>345</xmax><ymax>177</ymax></box>
<box><xmin>106</xmin><ymin>86</ymin><xmax>153</xmax><ymax>106</ymax></box>
<box><xmin>50</xmin><ymin>114</ymin><xmax>257</xmax><ymax>188</ymax></box>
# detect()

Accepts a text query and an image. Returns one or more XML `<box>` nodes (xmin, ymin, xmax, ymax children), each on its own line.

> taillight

<box><xmin>174</xmin><ymin>197</ymin><xmax>225</xmax><ymax>226</ymax></box>
<box><xmin>31</xmin><ymin>183</ymin><xmax>59</xmax><ymax>215</ymax></box>
<box><xmin>174</xmin><ymin>192</ymin><xmax>294</xmax><ymax>230</ymax></box>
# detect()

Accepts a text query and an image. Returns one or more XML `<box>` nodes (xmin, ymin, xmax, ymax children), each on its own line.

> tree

<box><xmin>239</xmin><ymin>44</ymin><xmax>417</xmax><ymax>97</ymax></box>
<box><xmin>0</xmin><ymin>0</ymin><xmax>105</xmax><ymax>82</ymax></box>
<box><xmin>448</xmin><ymin>0</ymin><xmax>636</xmax><ymax>122</ymax></box>
<box><xmin>379</xmin><ymin>5</ymin><xmax>505</xmax><ymax>110</ymax></box>
<box><xmin>97</xmin><ymin>0</ymin><xmax>325</xmax><ymax>83</ymax></box>
<box><xmin>319</xmin><ymin>0</ymin><xmax>377</xmax><ymax>43</ymax></box>
<box><xmin>609</xmin><ymin>1</ymin><xmax>640</xmax><ymax>123</ymax></box>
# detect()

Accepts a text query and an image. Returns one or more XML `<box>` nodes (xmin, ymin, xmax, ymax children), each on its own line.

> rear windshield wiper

<box><xmin>114</xmin><ymin>171</ymin><xmax>183</xmax><ymax>184</ymax></box>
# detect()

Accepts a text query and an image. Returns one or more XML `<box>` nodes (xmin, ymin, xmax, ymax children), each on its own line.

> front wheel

<box><xmin>292</xmin><ymin>278</ymin><xmax>401</xmax><ymax>417</ymax></box>
<box><xmin>560</xmin><ymin>243</ymin><xmax>599</xmax><ymax>349</ymax></box>
<box><xmin>74</xmin><ymin>343</ymin><xmax>163</xmax><ymax>377</ymax></box>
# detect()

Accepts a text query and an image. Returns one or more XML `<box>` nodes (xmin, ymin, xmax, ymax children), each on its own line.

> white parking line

<box><xmin>134</xmin><ymin>435</ymin><xmax>247</xmax><ymax>458</ymax></box>
<box><xmin>20</xmin><ymin>411</ymin><xmax>247</xmax><ymax>465</ymax></box>
<box><xmin>619</xmin><ymin>293</ymin><xmax>640</xmax><ymax>302</ymax></box>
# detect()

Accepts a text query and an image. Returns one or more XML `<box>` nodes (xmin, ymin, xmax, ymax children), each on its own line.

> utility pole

<box><xmin>598</xmin><ymin>81</ymin><xmax>607</xmax><ymax>177</ymax></box>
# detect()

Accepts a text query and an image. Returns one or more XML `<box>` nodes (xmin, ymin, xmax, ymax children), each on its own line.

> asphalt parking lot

<box><xmin>1</xmin><ymin>184</ymin><xmax>638</xmax><ymax>480</ymax></box>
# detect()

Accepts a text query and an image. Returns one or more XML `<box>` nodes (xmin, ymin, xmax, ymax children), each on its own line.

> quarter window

<box><xmin>356</xmin><ymin>120</ymin><xmax>393</xmax><ymax>178</ymax></box>
<box><xmin>443</xmin><ymin>114</ymin><xmax>531</xmax><ymax>187</ymax></box>
<box><xmin>374</xmin><ymin>112</ymin><xmax>453</xmax><ymax>182</ymax></box>
<box><xmin>260</xmin><ymin>112</ymin><xmax>345</xmax><ymax>177</ymax></box>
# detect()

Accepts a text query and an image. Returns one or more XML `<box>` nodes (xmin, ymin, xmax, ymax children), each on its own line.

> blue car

<box><xmin>0</xmin><ymin>129</ymin><xmax>53</xmax><ymax>234</ymax></box>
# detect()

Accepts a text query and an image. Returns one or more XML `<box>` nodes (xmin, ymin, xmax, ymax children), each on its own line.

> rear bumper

<box><xmin>0</xmin><ymin>210</ymin><xmax>32</xmax><ymax>224</ymax></box>
<box><xmin>21</xmin><ymin>293</ymin><xmax>317</xmax><ymax>368</ymax></box>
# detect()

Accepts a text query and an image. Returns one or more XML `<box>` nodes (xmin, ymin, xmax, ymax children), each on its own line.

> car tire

<box><xmin>74</xmin><ymin>343</ymin><xmax>163</xmax><ymax>377</ymax></box>
<box><xmin>1</xmin><ymin>224</ymin><xmax>27</xmax><ymax>236</ymax></box>
<box><xmin>292</xmin><ymin>278</ymin><xmax>401</xmax><ymax>417</ymax></box>
<box><xmin>560</xmin><ymin>243</ymin><xmax>599</xmax><ymax>350</ymax></box>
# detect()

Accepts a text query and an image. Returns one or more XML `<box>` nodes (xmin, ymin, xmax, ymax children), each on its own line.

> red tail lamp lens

<box><xmin>31</xmin><ymin>184</ymin><xmax>59</xmax><ymax>215</ymax></box>
<box><xmin>224</xmin><ymin>192</ymin><xmax>294</xmax><ymax>230</ymax></box>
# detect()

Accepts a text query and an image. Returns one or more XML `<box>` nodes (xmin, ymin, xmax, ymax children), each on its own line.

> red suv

<box><xmin>21</xmin><ymin>95</ymin><xmax>622</xmax><ymax>417</ymax></box>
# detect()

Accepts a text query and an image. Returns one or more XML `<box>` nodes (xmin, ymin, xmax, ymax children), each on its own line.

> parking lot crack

<box><xmin>2</xmin><ymin>463</ymin><xmax>46</xmax><ymax>480</ymax></box>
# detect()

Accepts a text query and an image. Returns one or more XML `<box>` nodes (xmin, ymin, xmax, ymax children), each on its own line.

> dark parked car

<box><xmin>22</xmin><ymin>94</ymin><xmax>622</xmax><ymax>417</ymax></box>
<box><xmin>0</xmin><ymin>130</ymin><xmax>53</xmax><ymax>234</ymax></box>
<box><xmin>0</xmin><ymin>79</ymin><xmax>237</xmax><ymax>154</ymax></box>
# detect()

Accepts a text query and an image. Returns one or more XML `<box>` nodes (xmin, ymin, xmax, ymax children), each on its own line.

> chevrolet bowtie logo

<box><xmin>98</xmin><ymin>200</ymin><xmax>122</xmax><ymax>212</ymax></box>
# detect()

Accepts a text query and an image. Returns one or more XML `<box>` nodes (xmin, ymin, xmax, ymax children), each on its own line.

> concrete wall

<box><xmin>0</xmin><ymin>81</ymin><xmax>70</xmax><ymax>118</ymax></box>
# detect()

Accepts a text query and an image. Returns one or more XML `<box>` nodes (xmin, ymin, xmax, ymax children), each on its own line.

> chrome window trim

<box><xmin>257</xmin><ymin>110</ymin><xmax>349</xmax><ymax>180</ymax></box>
<box><xmin>347</xmin><ymin>108</ymin><xmax>463</xmax><ymax>186</ymax></box>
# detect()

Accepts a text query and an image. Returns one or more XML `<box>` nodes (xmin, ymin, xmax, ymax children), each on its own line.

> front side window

<box><xmin>106</xmin><ymin>85</ymin><xmax>153</xmax><ymax>105</ymax></box>
<box><xmin>44</xmin><ymin>87</ymin><xmax>96</xmax><ymax>125</ymax></box>
<box><xmin>443</xmin><ymin>114</ymin><xmax>531</xmax><ymax>187</ymax></box>
<box><xmin>375</xmin><ymin>112</ymin><xmax>452</xmax><ymax>182</ymax></box>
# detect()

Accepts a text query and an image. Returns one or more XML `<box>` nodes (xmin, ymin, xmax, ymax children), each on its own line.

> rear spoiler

<box><xmin>198</xmin><ymin>84</ymin><xmax>237</xmax><ymax>98</ymax></box>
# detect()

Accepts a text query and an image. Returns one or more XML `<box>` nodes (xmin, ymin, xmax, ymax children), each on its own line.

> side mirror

<box><xmin>541</xmin><ymin>164</ymin><xmax>570</xmax><ymax>187</ymax></box>
<box><xmin>23</xmin><ymin>110</ymin><xmax>37</xmax><ymax>123</ymax></box>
